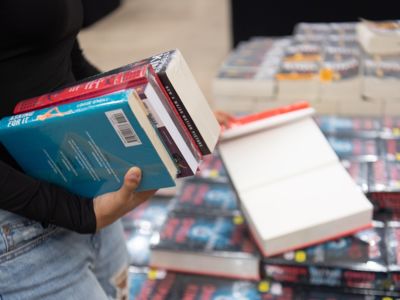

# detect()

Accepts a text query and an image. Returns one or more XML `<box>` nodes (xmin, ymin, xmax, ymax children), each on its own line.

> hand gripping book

<box><xmin>0</xmin><ymin>90</ymin><xmax>178</xmax><ymax>197</ymax></box>
<box><xmin>13</xmin><ymin>49</ymin><xmax>220</xmax><ymax>156</ymax></box>
<box><xmin>218</xmin><ymin>102</ymin><xmax>373</xmax><ymax>257</ymax></box>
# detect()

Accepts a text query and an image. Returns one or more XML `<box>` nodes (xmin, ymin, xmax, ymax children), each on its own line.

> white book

<box><xmin>219</xmin><ymin>105</ymin><xmax>373</xmax><ymax>257</ymax></box>
<box><xmin>357</xmin><ymin>20</ymin><xmax>400</xmax><ymax>55</ymax></box>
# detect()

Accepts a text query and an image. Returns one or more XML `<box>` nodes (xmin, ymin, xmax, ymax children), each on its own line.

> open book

<box><xmin>219</xmin><ymin>102</ymin><xmax>373</xmax><ymax>257</ymax></box>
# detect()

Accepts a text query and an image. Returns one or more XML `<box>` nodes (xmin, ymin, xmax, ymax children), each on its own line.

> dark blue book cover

<box><xmin>171</xmin><ymin>180</ymin><xmax>239</xmax><ymax>216</ymax></box>
<box><xmin>153</xmin><ymin>214</ymin><xmax>257</xmax><ymax>254</ymax></box>
<box><xmin>122</xmin><ymin>196</ymin><xmax>173</xmax><ymax>231</ymax></box>
<box><xmin>124</xmin><ymin>227</ymin><xmax>154</xmax><ymax>267</ymax></box>
<box><xmin>315</xmin><ymin>115</ymin><xmax>381</xmax><ymax>137</ymax></box>
<box><xmin>0</xmin><ymin>90</ymin><xmax>176</xmax><ymax>197</ymax></box>
<box><xmin>326</xmin><ymin>136</ymin><xmax>378</xmax><ymax>160</ymax></box>
<box><xmin>263</xmin><ymin>223</ymin><xmax>389</xmax><ymax>291</ymax></box>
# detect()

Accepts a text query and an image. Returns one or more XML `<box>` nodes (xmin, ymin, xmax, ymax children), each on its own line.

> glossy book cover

<box><xmin>0</xmin><ymin>90</ymin><xmax>176</xmax><ymax>197</ymax></box>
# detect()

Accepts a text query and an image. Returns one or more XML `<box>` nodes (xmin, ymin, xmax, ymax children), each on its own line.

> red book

<box><xmin>14</xmin><ymin>64</ymin><xmax>202</xmax><ymax>177</ymax></box>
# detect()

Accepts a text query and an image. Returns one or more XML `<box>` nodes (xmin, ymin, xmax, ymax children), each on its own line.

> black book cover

<box><xmin>153</xmin><ymin>214</ymin><xmax>257</xmax><ymax>256</ymax></box>
<box><xmin>262</xmin><ymin>223</ymin><xmax>389</xmax><ymax>291</ymax></box>
<box><xmin>326</xmin><ymin>135</ymin><xmax>379</xmax><ymax>161</ymax></box>
<box><xmin>171</xmin><ymin>180</ymin><xmax>239</xmax><ymax>216</ymax></box>
<box><xmin>121</xmin><ymin>196</ymin><xmax>173</xmax><ymax>231</ymax></box>
<box><xmin>315</xmin><ymin>115</ymin><xmax>381</xmax><ymax>138</ymax></box>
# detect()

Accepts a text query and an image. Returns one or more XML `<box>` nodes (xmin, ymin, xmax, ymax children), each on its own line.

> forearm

<box><xmin>0</xmin><ymin>160</ymin><xmax>96</xmax><ymax>233</ymax></box>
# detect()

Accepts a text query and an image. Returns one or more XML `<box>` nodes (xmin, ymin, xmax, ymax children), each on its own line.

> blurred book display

<box><xmin>213</xmin><ymin>20</ymin><xmax>400</xmax><ymax>116</ymax></box>
<box><xmin>123</xmin><ymin>116</ymin><xmax>400</xmax><ymax>297</ymax></box>
<box><xmin>357</xmin><ymin>19</ymin><xmax>400</xmax><ymax>55</ymax></box>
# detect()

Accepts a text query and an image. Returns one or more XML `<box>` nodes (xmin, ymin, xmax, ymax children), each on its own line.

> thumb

<box><xmin>120</xmin><ymin>167</ymin><xmax>141</xmax><ymax>197</ymax></box>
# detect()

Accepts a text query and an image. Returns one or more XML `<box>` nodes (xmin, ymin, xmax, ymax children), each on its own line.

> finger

<box><xmin>120</xmin><ymin>167</ymin><xmax>141</xmax><ymax>198</ymax></box>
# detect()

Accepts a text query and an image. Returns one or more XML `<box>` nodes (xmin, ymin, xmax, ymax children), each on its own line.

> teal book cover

<box><xmin>0</xmin><ymin>90</ymin><xmax>176</xmax><ymax>197</ymax></box>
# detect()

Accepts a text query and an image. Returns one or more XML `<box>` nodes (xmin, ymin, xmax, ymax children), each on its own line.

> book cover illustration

<box><xmin>380</xmin><ymin>139</ymin><xmax>400</xmax><ymax>162</ymax></box>
<box><xmin>124</xmin><ymin>227</ymin><xmax>155</xmax><ymax>267</ymax></box>
<box><xmin>121</xmin><ymin>196</ymin><xmax>173</xmax><ymax>231</ymax></box>
<box><xmin>153</xmin><ymin>214</ymin><xmax>257</xmax><ymax>256</ymax></box>
<box><xmin>315</xmin><ymin>115</ymin><xmax>381</xmax><ymax>137</ymax></box>
<box><xmin>263</xmin><ymin>223</ymin><xmax>389</xmax><ymax>290</ymax></box>
<box><xmin>340</xmin><ymin>159</ymin><xmax>369</xmax><ymax>192</ymax></box>
<box><xmin>171</xmin><ymin>180</ymin><xmax>239</xmax><ymax>216</ymax></box>
<box><xmin>0</xmin><ymin>90</ymin><xmax>176</xmax><ymax>197</ymax></box>
<box><xmin>385</xmin><ymin>222</ymin><xmax>400</xmax><ymax>291</ymax></box>
<box><xmin>194</xmin><ymin>152</ymin><xmax>228</xmax><ymax>182</ymax></box>
<box><xmin>319</xmin><ymin>58</ymin><xmax>360</xmax><ymax>82</ymax></box>
<box><xmin>363</xmin><ymin>57</ymin><xmax>400</xmax><ymax>80</ymax></box>
<box><xmin>326</xmin><ymin>136</ymin><xmax>378</xmax><ymax>160</ymax></box>
<box><xmin>283</xmin><ymin>43</ymin><xmax>322</xmax><ymax>62</ymax></box>
<box><xmin>129</xmin><ymin>268</ymin><xmax>176</xmax><ymax>300</ymax></box>
<box><xmin>276</xmin><ymin>61</ymin><xmax>319</xmax><ymax>81</ymax></box>
<box><xmin>382</xmin><ymin>116</ymin><xmax>400</xmax><ymax>138</ymax></box>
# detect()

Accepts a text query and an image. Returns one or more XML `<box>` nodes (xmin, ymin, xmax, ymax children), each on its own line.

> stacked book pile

<box><xmin>213</xmin><ymin>20</ymin><xmax>400</xmax><ymax>116</ymax></box>
<box><xmin>124</xmin><ymin>111</ymin><xmax>400</xmax><ymax>299</ymax></box>
<box><xmin>125</xmin><ymin>151</ymin><xmax>400</xmax><ymax>299</ymax></box>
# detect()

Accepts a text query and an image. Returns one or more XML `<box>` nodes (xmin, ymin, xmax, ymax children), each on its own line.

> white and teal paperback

<box><xmin>0</xmin><ymin>90</ymin><xmax>177</xmax><ymax>197</ymax></box>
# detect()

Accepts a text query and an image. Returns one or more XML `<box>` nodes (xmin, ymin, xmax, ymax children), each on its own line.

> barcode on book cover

<box><xmin>105</xmin><ymin>109</ymin><xmax>141</xmax><ymax>147</ymax></box>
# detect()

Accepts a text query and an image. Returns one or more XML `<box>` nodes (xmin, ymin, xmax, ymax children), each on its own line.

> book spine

<box><xmin>157</xmin><ymin>72</ymin><xmax>210</xmax><ymax>155</ymax></box>
<box><xmin>3</xmin><ymin>96</ymin><xmax>127</xmax><ymax>130</ymax></box>
<box><xmin>147</xmin><ymin>68</ymin><xmax>202</xmax><ymax>161</ymax></box>
<box><xmin>136</xmin><ymin>89</ymin><xmax>194</xmax><ymax>177</ymax></box>
<box><xmin>13</xmin><ymin>67</ymin><xmax>148</xmax><ymax>114</ymax></box>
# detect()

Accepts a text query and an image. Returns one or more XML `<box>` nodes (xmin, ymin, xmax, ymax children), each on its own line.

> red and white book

<box><xmin>218</xmin><ymin>102</ymin><xmax>373</xmax><ymax>257</ymax></box>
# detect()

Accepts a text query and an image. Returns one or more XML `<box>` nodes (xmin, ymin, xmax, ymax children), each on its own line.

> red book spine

<box><xmin>13</xmin><ymin>66</ymin><xmax>149</xmax><ymax>114</ymax></box>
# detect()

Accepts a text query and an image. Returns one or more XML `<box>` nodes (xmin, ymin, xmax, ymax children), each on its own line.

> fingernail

<box><xmin>128</xmin><ymin>167</ymin><xmax>141</xmax><ymax>181</ymax></box>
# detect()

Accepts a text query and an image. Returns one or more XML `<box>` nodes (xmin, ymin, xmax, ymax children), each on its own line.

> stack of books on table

<box><xmin>213</xmin><ymin>20</ymin><xmax>400</xmax><ymax>117</ymax></box>
<box><xmin>0</xmin><ymin>49</ymin><xmax>220</xmax><ymax>197</ymax></box>
<box><xmin>125</xmin><ymin>106</ymin><xmax>400</xmax><ymax>299</ymax></box>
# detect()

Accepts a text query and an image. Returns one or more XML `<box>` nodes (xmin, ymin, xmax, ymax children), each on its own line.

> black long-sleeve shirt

<box><xmin>0</xmin><ymin>0</ymin><xmax>99</xmax><ymax>233</ymax></box>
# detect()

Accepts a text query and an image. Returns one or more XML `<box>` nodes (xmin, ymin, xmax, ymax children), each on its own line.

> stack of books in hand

<box><xmin>0</xmin><ymin>50</ymin><xmax>220</xmax><ymax>197</ymax></box>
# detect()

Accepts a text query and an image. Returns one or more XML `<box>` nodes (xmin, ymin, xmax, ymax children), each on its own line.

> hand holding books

<box><xmin>93</xmin><ymin>166</ymin><xmax>156</xmax><ymax>230</ymax></box>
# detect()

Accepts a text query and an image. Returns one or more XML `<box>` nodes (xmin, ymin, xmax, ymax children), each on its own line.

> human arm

<box><xmin>0</xmin><ymin>160</ymin><xmax>153</xmax><ymax>233</ymax></box>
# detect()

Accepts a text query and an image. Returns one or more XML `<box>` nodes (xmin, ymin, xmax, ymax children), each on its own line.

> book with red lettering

<box><xmin>149</xmin><ymin>213</ymin><xmax>260</xmax><ymax>280</ymax></box>
<box><xmin>14</xmin><ymin>63</ymin><xmax>203</xmax><ymax>178</ymax></box>
<box><xmin>14</xmin><ymin>49</ymin><xmax>220</xmax><ymax>156</ymax></box>
<box><xmin>218</xmin><ymin>102</ymin><xmax>373</xmax><ymax>257</ymax></box>
<box><xmin>262</xmin><ymin>222</ymin><xmax>389</xmax><ymax>291</ymax></box>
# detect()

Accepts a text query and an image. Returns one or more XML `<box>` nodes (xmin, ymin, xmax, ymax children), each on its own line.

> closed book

<box><xmin>171</xmin><ymin>180</ymin><xmax>239</xmax><ymax>217</ymax></box>
<box><xmin>262</xmin><ymin>222</ymin><xmax>388</xmax><ymax>291</ymax></box>
<box><xmin>0</xmin><ymin>90</ymin><xmax>177</xmax><ymax>197</ymax></box>
<box><xmin>356</xmin><ymin>20</ymin><xmax>400</xmax><ymax>55</ymax></box>
<box><xmin>150</xmin><ymin>213</ymin><xmax>260</xmax><ymax>280</ymax></box>
<box><xmin>14</xmin><ymin>64</ymin><xmax>202</xmax><ymax>178</ymax></box>
<box><xmin>14</xmin><ymin>49</ymin><xmax>220</xmax><ymax>156</ymax></box>
<box><xmin>219</xmin><ymin>103</ymin><xmax>373</xmax><ymax>257</ymax></box>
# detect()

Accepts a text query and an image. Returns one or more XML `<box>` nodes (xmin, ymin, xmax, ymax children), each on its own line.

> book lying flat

<box><xmin>218</xmin><ymin>103</ymin><xmax>373</xmax><ymax>257</ymax></box>
<box><xmin>357</xmin><ymin>19</ymin><xmax>400</xmax><ymax>55</ymax></box>
<box><xmin>150</xmin><ymin>213</ymin><xmax>260</xmax><ymax>280</ymax></box>
<box><xmin>0</xmin><ymin>90</ymin><xmax>177</xmax><ymax>197</ymax></box>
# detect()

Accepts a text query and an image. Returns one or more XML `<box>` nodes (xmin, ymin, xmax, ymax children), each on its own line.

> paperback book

<box><xmin>0</xmin><ymin>90</ymin><xmax>178</xmax><ymax>196</ymax></box>
<box><xmin>150</xmin><ymin>213</ymin><xmax>260</xmax><ymax>280</ymax></box>
<box><xmin>315</xmin><ymin>115</ymin><xmax>381</xmax><ymax>138</ymax></box>
<box><xmin>262</xmin><ymin>222</ymin><xmax>389</xmax><ymax>291</ymax></box>
<box><xmin>121</xmin><ymin>196</ymin><xmax>173</xmax><ymax>231</ymax></box>
<box><xmin>14</xmin><ymin>49</ymin><xmax>220</xmax><ymax>156</ymax></box>
<box><xmin>219</xmin><ymin>103</ymin><xmax>373</xmax><ymax>257</ymax></box>
<box><xmin>170</xmin><ymin>180</ymin><xmax>239</xmax><ymax>217</ymax></box>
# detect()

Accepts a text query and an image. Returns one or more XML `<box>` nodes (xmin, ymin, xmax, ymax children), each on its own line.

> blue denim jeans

<box><xmin>0</xmin><ymin>210</ymin><xmax>129</xmax><ymax>300</ymax></box>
